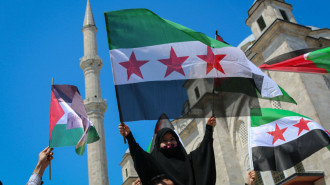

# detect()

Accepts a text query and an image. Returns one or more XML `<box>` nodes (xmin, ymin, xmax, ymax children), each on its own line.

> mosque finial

<box><xmin>83</xmin><ymin>0</ymin><xmax>95</xmax><ymax>27</ymax></box>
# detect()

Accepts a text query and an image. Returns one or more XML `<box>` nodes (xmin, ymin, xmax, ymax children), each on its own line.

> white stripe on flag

<box><xmin>110</xmin><ymin>41</ymin><xmax>252</xmax><ymax>85</ymax></box>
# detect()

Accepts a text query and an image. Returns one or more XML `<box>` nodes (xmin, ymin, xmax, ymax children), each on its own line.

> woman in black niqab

<box><xmin>151</xmin><ymin>117</ymin><xmax>216</xmax><ymax>185</ymax></box>
<box><xmin>119</xmin><ymin>117</ymin><xmax>216</xmax><ymax>185</ymax></box>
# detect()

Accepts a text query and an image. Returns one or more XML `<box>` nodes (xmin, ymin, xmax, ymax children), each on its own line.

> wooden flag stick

<box><xmin>49</xmin><ymin>159</ymin><xmax>51</xmax><ymax>180</ymax></box>
<box><xmin>49</xmin><ymin>77</ymin><xmax>54</xmax><ymax>180</ymax></box>
<box><xmin>122</xmin><ymin>122</ymin><xmax>127</xmax><ymax>144</ymax></box>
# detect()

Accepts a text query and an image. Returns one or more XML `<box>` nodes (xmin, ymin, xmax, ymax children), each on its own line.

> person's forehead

<box><xmin>163</xmin><ymin>132</ymin><xmax>174</xmax><ymax>138</ymax></box>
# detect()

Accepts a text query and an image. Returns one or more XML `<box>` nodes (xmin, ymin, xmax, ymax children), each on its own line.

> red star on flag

<box><xmin>293</xmin><ymin>118</ymin><xmax>311</xmax><ymax>136</ymax></box>
<box><xmin>158</xmin><ymin>46</ymin><xmax>189</xmax><ymax>78</ymax></box>
<box><xmin>267</xmin><ymin>123</ymin><xmax>288</xmax><ymax>144</ymax></box>
<box><xmin>197</xmin><ymin>46</ymin><xmax>226</xmax><ymax>74</ymax></box>
<box><xmin>119</xmin><ymin>51</ymin><xmax>149</xmax><ymax>80</ymax></box>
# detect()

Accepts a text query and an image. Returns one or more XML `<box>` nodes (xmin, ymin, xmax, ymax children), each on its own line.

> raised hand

<box><xmin>245</xmin><ymin>170</ymin><xmax>256</xmax><ymax>185</ymax></box>
<box><xmin>119</xmin><ymin>123</ymin><xmax>131</xmax><ymax>137</ymax></box>
<box><xmin>207</xmin><ymin>116</ymin><xmax>216</xmax><ymax>127</ymax></box>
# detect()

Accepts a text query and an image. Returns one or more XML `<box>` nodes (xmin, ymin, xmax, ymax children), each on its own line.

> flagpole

<box><xmin>114</xmin><ymin>86</ymin><xmax>127</xmax><ymax>144</ymax></box>
<box><xmin>212</xmin><ymin>32</ymin><xmax>218</xmax><ymax>117</ymax></box>
<box><xmin>49</xmin><ymin>77</ymin><xmax>54</xmax><ymax>180</ymax></box>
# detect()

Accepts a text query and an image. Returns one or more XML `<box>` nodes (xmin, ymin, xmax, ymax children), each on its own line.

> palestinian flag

<box><xmin>49</xmin><ymin>85</ymin><xmax>100</xmax><ymax>155</ymax></box>
<box><xmin>147</xmin><ymin>113</ymin><xmax>183</xmax><ymax>153</ymax></box>
<box><xmin>215</xmin><ymin>30</ymin><xmax>228</xmax><ymax>45</ymax></box>
<box><xmin>249</xmin><ymin>108</ymin><xmax>330</xmax><ymax>171</ymax></box>
<box><xmin>104</xmin><ymin>8</ymin><xmax>283</xmax><ymax>122</ymax></box>
<box><xmin>259</xmin><ymin>47</ymin><xmax>330</xmax><ymax>73</ymax></box>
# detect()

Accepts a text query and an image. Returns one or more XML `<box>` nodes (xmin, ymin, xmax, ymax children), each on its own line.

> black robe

<box><xmin>126</xmin><ymin>125</ymin><xmax>216</xmax><ymax>185</ymax></box>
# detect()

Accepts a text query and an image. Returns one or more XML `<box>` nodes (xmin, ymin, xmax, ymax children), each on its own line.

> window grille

<box><xmin>257</xmin><ymin>16</ymin><xmax>266</xmax><ymax>31</ymax></box>
<box><xmin>194</xmin><ymin>86</ymin><xmax>200</xmax><ymax>99</ymax></box>
<box><xmin>238</xmin><ymin>121</ymin><xmax>248</xmax><ymax>146</ymax></box>
<box><xmin>294</xmin><ymin>162</ymin><xmax>305</xmax><ymax>173</ymax></box>
<box><xmin>272</xmin><ymin>100</ymin><xmax>282</xmax><ymax>109</ymax></box>
<box><xmin>271</xmin><ymin>170</ymin><xmax>285</xmax><ymax>184</ymax></box>
<box><xmin>279</xmin><ymin>9</ymin><xmax>289</xmax><ymax>21</ymax></box>
<box><xmin>254</xmin><ymin>171</ymin><xmax>264</xmax><ymax>185</ymax></box>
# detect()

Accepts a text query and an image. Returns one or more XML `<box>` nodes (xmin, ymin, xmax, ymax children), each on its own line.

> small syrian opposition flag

<box><xmin>49</xmin><ymin>85</ymin><xmax>100</xmax><ymax>155</ymax></box>
<box><xmin>259</xmin><ymin>47</ymin><xmax>330</xmax><ymax>73</ymax></box>
<box><xmin>104</xmin><ymin>8</ymin><xmax>283</xmax><ymax>122</ymax></box>
<box><xmin>249</xmin><ymin>108</ymin><xmax>330</xmax><ymax>171</ymax></box>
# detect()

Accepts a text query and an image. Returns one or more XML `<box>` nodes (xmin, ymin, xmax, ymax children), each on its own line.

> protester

<box><xmin>26</xmin><ymin>147</ymin><xmax>54</xmax><ymax>185</ymax></box>
<box><xmin>119</xmin><ymin>116</ymin><xmax>216</xmax><ymax>185</ymax></box>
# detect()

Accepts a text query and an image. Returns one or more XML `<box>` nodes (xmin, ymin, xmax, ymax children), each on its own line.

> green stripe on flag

<box><xmin>49</xmin><ymin>124</ymin><xmax>84</xmax><ymax>147</ymax></box>
<box><xmin>308</xmin><ymin>47</ymin><xmax>330</xmax><ymax>73</ymax></box>
<box><xmin>250</xmin><ymin>108</ymin><xmax>310</xmax><ymax>127</ymax></box>
<box><xmin>75</xmin><ymin>126</ymin><xmax>99</xmax><ymax>155</ymax></box>
<box><xmin>86</xmin><ymin>126</ymin><xmax>100</xmax><ymax>144</ymax></box>
<box><xmin>104</xmin><ymin>8</ymin><xmax>228</xmax><ymax>50</ymax></box>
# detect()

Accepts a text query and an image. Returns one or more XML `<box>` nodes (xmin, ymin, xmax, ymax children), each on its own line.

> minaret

<box><xmin>80</xmin><ymin>0</ymin><xmax>109</xmax><ymax>184</ymax></box>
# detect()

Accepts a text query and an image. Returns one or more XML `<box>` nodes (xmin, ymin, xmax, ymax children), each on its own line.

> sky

<box><xmin>0</xmin><ymin>0</ymin><xmax>329</xmax><ymax>184</ymax></box>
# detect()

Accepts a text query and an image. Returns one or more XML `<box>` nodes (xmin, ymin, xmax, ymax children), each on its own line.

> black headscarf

<box><xmin>151</xmin><ymin>128</ymin><xmax>195</xmax><ymax>185</ymax></box>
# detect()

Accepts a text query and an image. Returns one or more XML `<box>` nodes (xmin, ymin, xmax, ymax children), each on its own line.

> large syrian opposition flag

<box><xmin>49</xmin><ymin>85</ymin><xmax>100</xmax><ymax>155</ymax></box>
<box><xmin>104</xmin><ymin>8</ymin><xmax>283</xmax><ymax>122</ymax></box>
<box><xmin>259</xmin><ymin>47</ymin><xmax>330</xmax><ymax>73</ymax></box>
<box><xmin>249</xmin><ymin>108</ymin><xmax>330</xmax><ymax>171</ymax></box>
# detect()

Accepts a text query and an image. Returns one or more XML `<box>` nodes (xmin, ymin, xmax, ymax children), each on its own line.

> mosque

<box><xmin>119</xmin><ymin>0</ymin><xmax>330</xmax><ymax>184</ymax></box>
<box><xmin>79</xmin><ymin>0</ymin><xmax>330</xmax><ymax>184</ymax></box>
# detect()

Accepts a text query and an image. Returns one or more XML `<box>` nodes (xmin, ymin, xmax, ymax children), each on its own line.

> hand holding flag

<box><xmin>206</xmin><ymin>116</ymin><xmax>216</xmax><ymax>127</ymax></box>
<box><xmin>119</xmin><ymin>123</ymin><xmax>131</xmax><ymax>137</ymax></box>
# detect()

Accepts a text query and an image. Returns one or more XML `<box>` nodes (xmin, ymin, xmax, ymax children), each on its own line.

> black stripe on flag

<box><xmin>115</xmin><ymin>79</ymin><xmax>261</xmax><ymax>122</ymax></box>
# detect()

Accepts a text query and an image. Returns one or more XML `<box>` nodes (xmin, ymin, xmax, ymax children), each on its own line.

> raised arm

<box><xmin>188</xmin><ymin>116</ymin><xmax>217</xmax><ymax>185</ymax></box>
<box><xmin>118</xmin><ymin>123</ymin><xmax>162</xmax><ymax>185</ymax></box>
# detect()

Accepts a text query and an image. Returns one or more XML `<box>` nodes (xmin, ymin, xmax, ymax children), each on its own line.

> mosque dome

<box><xmin>237</xmin><ymin>34</ymin><xmax>255</xmax><ymax>51</ymax></box>
<box><xmin>307</xmin><ymin>26</ymin><xmax>320</xmax><ymax>30</ymax></box>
